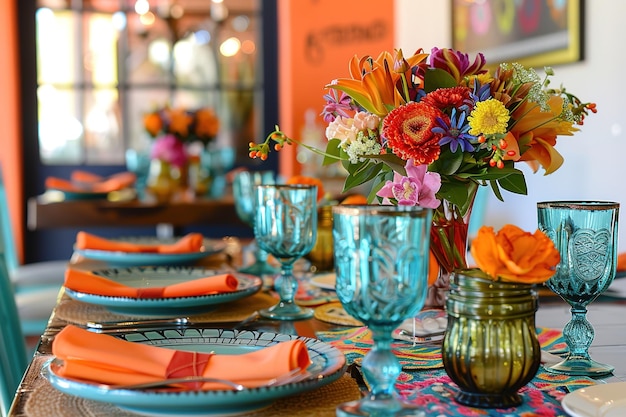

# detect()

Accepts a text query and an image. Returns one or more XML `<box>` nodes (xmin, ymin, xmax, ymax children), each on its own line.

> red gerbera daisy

<box><xmin>382</xmin><ymin>102</ymin><xmax>444</xmax><ymax>165</ymax></box>
<box><xmin>421</xmin><ymin>86</ymin><xmax>473</xmax><ymax>112</ymax></box>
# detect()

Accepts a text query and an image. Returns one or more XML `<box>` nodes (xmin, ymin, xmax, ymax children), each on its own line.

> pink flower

<box><xmin>150</xmin><ymin>134</ymin><xmax>187</xmax><ymax>167</ymax></box>
<box><xmin>377</xmin><ymin>159</ymin><xmax>441</xmax><ymax>208</ymax></box>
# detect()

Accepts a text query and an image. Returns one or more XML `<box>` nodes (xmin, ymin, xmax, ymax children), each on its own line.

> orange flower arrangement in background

<box><xmin>470</xmin><ymin>224</ymin><xmax>560</xmax><ymax>284</ymax></box>
<box><xmin>286</xmin><ymin>175</ymin><xmax>325</xmax><ymax>202</ymax></box>
<box><xmin>144</xmin><ymin>106</ymin><xmax>219</xmax><ymax>145</ymax></box>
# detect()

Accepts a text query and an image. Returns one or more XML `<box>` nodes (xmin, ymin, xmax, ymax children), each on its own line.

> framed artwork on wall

<box><xmin>451</xmin><ymin>0</ymin><xmax>583</xmax><ymax>68</ymax></box>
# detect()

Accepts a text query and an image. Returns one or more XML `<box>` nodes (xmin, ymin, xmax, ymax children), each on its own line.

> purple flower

<box><xmin>150</xmin><ymin>134</ymin><xmax>187</xmax><ymax>167</ymax></box>
<box><xmin>432</xmin><ymin>108</ymin><xmax>476</xmax><ymax>153</ymax></box>
<box><xmin>428</xmin><ymin>47</ymin><xmax>487</xmax><ymax>83</ymax></box>
<box><xmin>321</xmin><ymin>89</ymin><xmax>358</xmax><ymax>123</ymax></box>
<box><xmin>377</xmin><ymin>159</ymin><xmax>441</xmax><ymax>208</ymax></box>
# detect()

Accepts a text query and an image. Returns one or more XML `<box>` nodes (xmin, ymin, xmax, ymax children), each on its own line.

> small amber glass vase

<box><xmin>305</xmin><ymin>205</ymin><xmax>334</xmax><ymax>272</ymax></box>
<box><xmin>146</xmin><ymin>159</ymin><xmax>181</xmax><ymax>203</ymax></box>
<box><xmin>442</xmin><ymin>270</ymin><xmax>541</xmax><ymax>408</ymax></box>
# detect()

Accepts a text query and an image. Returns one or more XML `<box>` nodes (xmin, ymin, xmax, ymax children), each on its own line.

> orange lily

<box><xmin>328</xmin><ymin>50</ymin><xmax>428</xmax><ymax>117</ymax></box>
<box><xmin>507</xmin><ymin>96</ymin><xmax>578</xmax><ymax>174</ymax></box>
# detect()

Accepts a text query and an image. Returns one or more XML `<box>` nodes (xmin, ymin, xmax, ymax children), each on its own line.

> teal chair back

<box><xmin>0</xmin><ymin>174</ymin><xmax>18</xmax><ymax>273</ymax></box>
<box><xmin>0</xmin><ymin>252</ymin><xmax>27</xmax><ymax>417</ymax></box>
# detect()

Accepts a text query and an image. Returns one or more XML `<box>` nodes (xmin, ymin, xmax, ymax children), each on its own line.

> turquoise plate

<box><xmin>42</xmin><ymin>328</ymin><xmax>347</xmax><ymax>416</ymax></box>
<box><xmin>64</xmin><ymin>267</ymin><xmax>262</xmax><ymax>316</ymax></box>
<box><xmin>75</xmin><ymin>237</ymin><xmax>227</xmax><ymax>267</ymax></box>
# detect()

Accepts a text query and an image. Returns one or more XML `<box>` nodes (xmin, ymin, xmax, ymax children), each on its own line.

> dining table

<box><xmin>27</xmin><ymin>192</ymin><xmax>247</xmax><ymax>237</ymax></box>
<box><xmin>6</xmin><ymin>236</ymin><xmax>626</xmax><ymax>417</ymax></box>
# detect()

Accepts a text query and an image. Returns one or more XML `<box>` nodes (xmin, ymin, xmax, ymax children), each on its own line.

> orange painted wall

<box><xmin>0</xmin><ymin>0</ymin><xmax>24</xmax><ymax>263</ymax></box>
<box><xmin>277</xmin><ymin>0</ymin><xmax>394</xmax><ymax>177</ymax></box>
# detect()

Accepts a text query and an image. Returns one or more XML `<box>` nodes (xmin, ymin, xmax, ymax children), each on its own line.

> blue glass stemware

<box><xmin>537</xmin><ymin>201</ymin><xmax>620</xmax><ymax>376</ymax></box>
<box><xmin>332</xmin><ymin>205</ymin><xmax>433</xmax><ymax>416</ymax></box>
<box><xmin>232</xmin><ymin>171</ymin><xmax>280</xmax><ymax>276</ymax></box>
<box><xmin>254</xmin><ymin>184</ymin><xmax>318</xmax><ymax>320</ymax></box>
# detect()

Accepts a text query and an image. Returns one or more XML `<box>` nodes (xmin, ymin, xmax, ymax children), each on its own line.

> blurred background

<box><xmin>1</xmin><ymin>0</ymin><xmax>622</xmax><ymax>264</ymax></box>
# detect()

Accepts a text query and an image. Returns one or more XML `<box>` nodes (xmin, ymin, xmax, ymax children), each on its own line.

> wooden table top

<box><xmin>27</xmin><ymin>193</ymin><xmax>246</xmax><ymax>230</ymax></box>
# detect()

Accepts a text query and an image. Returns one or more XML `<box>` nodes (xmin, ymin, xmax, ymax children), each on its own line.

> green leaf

<box><xmin>423</xmin><ymin>68</ymin><xmax>457</xmax><ymax>92</ymax></box>
<box><xmin>367</xmin><ymin>172</ymin><xmax>392</xmax><ymax>203</ymax></box>
<box><xmin>430</xmin><ymin>148</ymin><xmax>463</xmax><ymax>175</ymax></box>
<box><xmin>489</xmin><ymin>180</ymin><xmax>504</xmax><ymax>201</ymax></box>
<box><xmin>322</xmin><ymin>139</ymin><xmax>342</xmax><ymax>165</ymax></box>
<box><xmin>331</xmin><ymin>85</ymin><xmax>379</xmax><ymax>115</ymax></box>
<box><xmin>362</xmin><ymin>153</ymin><xmax>407</xmax><ymax>175</ymax></box>
<box><xmin>343</xmin><ymin>162</ymin><xmax>384</xmax><ymax>191</ymax></box>
<box><xmin>497</xmin><ymin>171</ymin><xmax>528</xmax><ymax>195</ymax></box>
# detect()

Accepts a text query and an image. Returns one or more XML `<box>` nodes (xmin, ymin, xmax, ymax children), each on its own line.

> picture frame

<box><xmin>451</xmin><ymin>0</ymin><xmax>584</xmax><ymax>68</ymax></box>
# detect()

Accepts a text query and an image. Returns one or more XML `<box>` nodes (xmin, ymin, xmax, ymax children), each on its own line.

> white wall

<box><xmin>395</xmin><ymin>1</ymin><xmax>626</xmax><ymax>247</ymax></box>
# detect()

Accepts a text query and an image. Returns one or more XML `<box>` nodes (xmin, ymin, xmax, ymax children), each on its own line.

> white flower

<box><xmin>344</xmin><ymin>133</ymin><xmax>382</xmax><ymax>164</ymax></box>
<box><xmin>353</xmin><ymin>111</ymin><xmax>380</xmax><ymax>131</ymax></box>
<box><xmin>325</xmin><ymin>115</ymin><xmax>357</xmax><ymax>144</ymax></box>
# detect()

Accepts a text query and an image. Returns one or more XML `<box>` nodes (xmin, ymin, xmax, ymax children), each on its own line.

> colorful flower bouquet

<box><xmin>144</xmin><ymin>105</ymin><xmax>220</xmax><ymax>146</ymax></box>
<box><xmin>142</xmin><ymin>105</ymin><xmax>219</xmax><ymax>200</ymax></box>
<box><xmin>249</xmin><ymin>47</ymin><xmax>595</xmax><ymax>306</ymax></box>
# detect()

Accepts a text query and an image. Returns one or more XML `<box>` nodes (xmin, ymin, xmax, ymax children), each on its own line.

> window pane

<box><xmin>173</xmin><ymin>32</ymin><xmax>219</xmax><ymax>88</ymax></box>
<box><xmin>38</xmin><ymin>87</ymin><xmax>83</xmax><ymax>164</ymax></box>
<box><xmin>126</xmin><ymin>14</ymin><xmax>174</xmax><ymax>85</ymax></box>
<box><xmin>84</xmin><ymin>89</ymin><xmax>123</xmax><ymax>164</ymax></box>
<box><xmin>36</xmin><ymin>9</ymin><xmax>78</xmax><ymax>85</ymax></box>
<box><xmin>36</xmin><ymin>0</ymin><xmax>265</xmax><ymax>169</ymax></box>
<box><xmin>84</xmin><ymin>12</ymin><xmax>119</xmax><ymax>88</ymax></box>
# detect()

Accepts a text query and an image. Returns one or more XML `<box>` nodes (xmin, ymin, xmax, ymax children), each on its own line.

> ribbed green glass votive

<box><xmin>442</xmin><ymin>270</ymin><xmax>541</xmax><ymax>408</ymax></box>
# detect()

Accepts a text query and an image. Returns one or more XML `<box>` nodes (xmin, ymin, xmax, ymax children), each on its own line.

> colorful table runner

<box><xmin>317</xmin><ymin>326</ymin><xmax>597</xmax><ymax>416</ymax></box>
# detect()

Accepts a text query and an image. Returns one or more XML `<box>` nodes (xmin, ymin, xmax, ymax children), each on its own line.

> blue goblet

<box><xmin>254</xmin><ymin>184</ymin><xmax>318</xmax><ymax>320</ymax></box>
<box><xmin>538</xmin><ymin>201</ymin><xmax>620</xmax><ymax>376</ymax></box>
<box><xmin>332</xmin><ymin>205</ymin><xmax>433</xmax><ymax>416</ymax></box>
<box><xmin>232</xmin><ymin>171</ymin><xmax>280</xmax><ymax>276</ymax></box>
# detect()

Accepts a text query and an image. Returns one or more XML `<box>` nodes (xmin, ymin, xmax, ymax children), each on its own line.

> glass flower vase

<box><xmin>442</xmin><ymin>271</ymin><xmax>541</xmax><ymax>408</ymax></box>
<box><xmin>426</xmin><ymin>185</ymin><xmax>479</xmax><ymax>308</ymax></box>
<box><xmin>145</xmin><ymin>159</ymin><xmax>181</xmax><ymax>203</ymax></box>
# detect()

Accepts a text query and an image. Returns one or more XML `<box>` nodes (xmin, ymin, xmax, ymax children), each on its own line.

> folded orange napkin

<box><xmin>52</xmin><ymin>325</ymin><xmax>311</xmax><ymax>390</ymax></box>
<box><xmin>45</xmin><ymin>171</ymin><xmax>136</xmax><ymax>194</ymax></box>
<box><xmin>75</xmin><ymin>232</ymin><xmax>204</xmax><ymax>254</ymax></box>
<box><xmin>64</xmin><ymin>269</ymin><xmax>238</xmax><ymax>298</ymax></box>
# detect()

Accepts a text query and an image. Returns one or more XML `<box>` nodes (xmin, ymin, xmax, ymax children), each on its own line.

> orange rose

<box><xmin>340</xmin><ymin>194</ymin><xmax>368</xmax><ymax>205</ymax></box>
<box><xmin>144</xmin><ymin>112</ymin><xmax>163</xmax><ymax>137</ymax></box>
<box><xmin>470</xmin><ymin>224</ymin><xmax>560</xmax><ymax>284</ymax></box>
<box><xmin>286</xmin><ymin>175</ymin><xmax>325</xmax><ymax>202</ymax></box>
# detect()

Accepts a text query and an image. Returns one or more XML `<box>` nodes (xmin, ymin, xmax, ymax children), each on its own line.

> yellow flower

<box><xmin>468</xmin><ymin>98</ymin><xmax>510</xmax><ymax>136</ymax></box>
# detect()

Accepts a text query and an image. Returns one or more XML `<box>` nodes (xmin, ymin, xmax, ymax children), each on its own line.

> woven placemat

<box><xmin>24</xmin><ymin>369</ymin><xmax>361</xmax><ymax>417</ymax></box>
<box><xmin>314</xmin><ymin>302</ymin><xmax>362</xmax><ymax>326</ymax></box>
<box><xmin>54</xmin><ymin>291</ymin><xmax>278</xmax><ymax>325</ymax></box>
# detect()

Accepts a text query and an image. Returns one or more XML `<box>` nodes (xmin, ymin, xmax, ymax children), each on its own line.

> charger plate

<box><xmin>42</xmin><ymin>328</ymin><xmax>346</xmax><ymax>416</ymax></box>
<box><xmin>64</xmin><ymin>267</ymin><xmax>262</xmax><ymax>316</ymax></box>
<box><xmin>75</xmin><ymin>237</ymin><xmax>227</xmax><ymax>267</ymax></box>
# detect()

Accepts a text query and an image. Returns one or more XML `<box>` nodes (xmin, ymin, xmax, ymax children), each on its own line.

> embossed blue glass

<box><xmin>254</xmin><ymin>184</ymin><xmax>317</xmax><ymax>320</ymax></box>
<box><xmin>537</xmin><ymin>201</ymin><xmax>620</xmax><ymax>376</ymax></box>
<box><xmin>333</xmin><ymin>205</ymin><xmax>433</xmax><ymax>416</ymax></box>
<box><xmin>232</xmin><ymin>171</ymin><xmax>279</xmax><ymax>276</ymax></box>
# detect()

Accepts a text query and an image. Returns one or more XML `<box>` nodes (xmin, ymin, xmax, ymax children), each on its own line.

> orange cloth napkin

<box><xmin>64</xmin><ymin>269</ymin><xmax>239</xmax><ymax>298</ymax></box>
<box><xmin>45</xmin><ymin>171</ymin><xmax>136</xmax><ymax>194</ymax></box>
<box><xmin>52</xmin><ymin>325</ymin><xmax>311</xmax><ymax>390</ymax></box>
<box><xmin>75</xmin><ymin>232</ymin><xmax>204</xmax><ymax>254</ymax></box>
